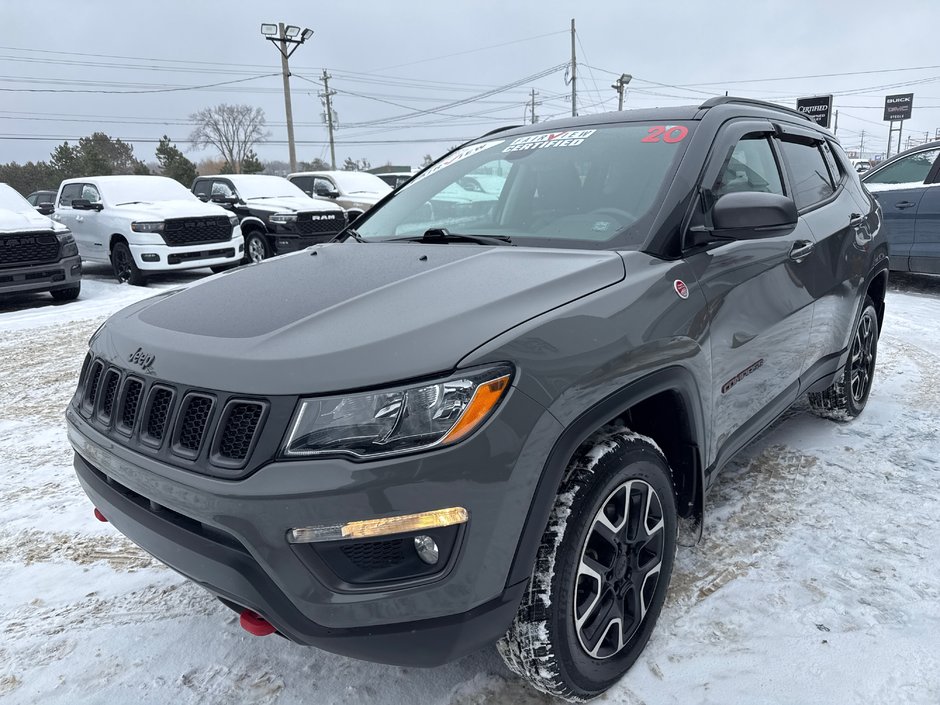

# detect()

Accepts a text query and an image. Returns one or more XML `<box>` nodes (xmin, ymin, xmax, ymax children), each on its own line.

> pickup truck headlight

<box><xmin>228</xmin><ymin>214</ymin><xmax>239</xmax><ymax>227</ymax></box>
<box><xmin>57</xmin><ymin>230</ymin><xmax>78</xmax><ymax>257</ymax></box>
<box><xmin>269</xmin><ymin>212</ymin><xmax>298</xmax><ymax>224</ymax></box>
<box><xmin>131</xmin><ymin>221</ymin><xmax>165</xmax><ymax>233</ymax></box>
<box><xmin>282</xmin><ymin>364</ymin><xmax>513</xmax><ymax>459</ymax></box>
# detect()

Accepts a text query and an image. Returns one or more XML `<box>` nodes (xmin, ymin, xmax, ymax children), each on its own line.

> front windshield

<box><xmin>333</xmin><ymin>172</ymin><xmax>392</xmax><ymax>195</ymax></box>
<box><xmin>106</xmin><ymin>176</ymin><xmax>197</xmax><ymax>205</ymax></box>
<box><xmin>0</xmin><ymin>183</ymin><xmax>32</xmax><ymax>212</ymax></box>
<box><xmin>230</xmin><ymin>175</ymin><xmax>311</xmax><ymax>200</ymax></box>
<box><xmin>355</xmin><ymin>122</ymin><xmax>694</xmax><ymax>249</ymax></box>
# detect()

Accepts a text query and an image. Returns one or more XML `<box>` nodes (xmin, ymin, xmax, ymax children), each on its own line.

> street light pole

<box><xmin>612</xmin><ymin>73</ymin><xmax>632</xmax><ymax>111</ymax></box>
<box><xmin>278</xmin><ymin>24</ymin><xmax>297</xmax><ymax>172</ymax></box>
<box><xmin>261</xmin><ymin>22</ymin><xmax>314</xmax><ymax>173</ymax></box>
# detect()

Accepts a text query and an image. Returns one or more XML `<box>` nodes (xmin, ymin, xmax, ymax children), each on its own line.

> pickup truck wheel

<box><xmin>808</xmin><ymin>297</ymin><xmax>878</xmax><ymax>420</ymax></box>
<box><xmin>497</xmin><ymin>429</ymin><xmax>677</xmax><ymax>702</ymax></box>
<box><xmin>111</xmin><ymin>242</ymin><xmax>147</xmax><ymax>286</ymax></box>
<box><xmin>50</xmin><ymin>283</ymin><xmax>81</xmax><ymax>301</ymax></box>
<box><xmin>244</xmin><ymin>231</ymin><xmax>270</xmax><ymax>264</ymax></box>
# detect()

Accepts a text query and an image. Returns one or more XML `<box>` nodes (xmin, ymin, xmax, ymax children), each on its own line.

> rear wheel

<box><xmin>808</xmin><ymin>297</ymin><xmax>878</xmax><ymax>420</ymax></box>
<box><xmin>498</xmin><ymin>429</ymin><xmax>677</xmax><ymax>701</ymax></box>
<box><xmin>111</xmin><ymin>242</ymin><xmax>146</xmax><ymax>286</ymax></box>
<box><xmin>50</xmin><ymin>283</ymin><xmax>81</xmax><ymax>301</ymax></box>
<box><xmin>244</xmin><ymin>230</ymin><xmax>271</xmax><ymax>264</ymax></box>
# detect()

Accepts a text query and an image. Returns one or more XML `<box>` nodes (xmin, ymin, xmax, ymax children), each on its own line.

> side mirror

<box><xmin>711</xmin><ymin>192</ymin><xmax>798</xmax><ymax>237</ymax></box>
<box><xmin>36</xmin><ymin>202</ymin><xmax>55</xmax><ymax>215</ymax></box>
<box><xmin>211</xmin><ymin>194</ymin><xmax>240</xmax><ymax>205</ymax></box>
<box><xmin>315</xmin><ymin>184</ymin><xmax>339</xmax><ymax>198</ymax></box>
<box><xmin>197</xmin><ymin>193</ymin><xmax>210</xmax><ymax>202</ymax></box>
<box><xmin>72</xmin><ymin>198</ymin><xmax>102</xmax><ymax>211</ymax></box>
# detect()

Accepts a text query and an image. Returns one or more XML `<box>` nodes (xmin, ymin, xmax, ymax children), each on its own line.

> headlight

<box><xmin>131</xmin><ymin>221</ymin><xmax>165</xmax><ymax>233</ymax></box>
<box><xmin>228</xmin><ymin>215</ymin><xmax>239</xmax><ymax>227</ymax></box>
<box><xmin>57</xmin><ymin>229</ymin><xmax>78</xmax><ymax>257</ymax></box>
<box><xmin>269</xmin><ymin>212</ymin><xmax>298</xmax><ymax>224</ymax></box>
<box><xmin>282</xmin><ymin>364</ymin><xmax>513</xmax><ymax>459</ymax></box>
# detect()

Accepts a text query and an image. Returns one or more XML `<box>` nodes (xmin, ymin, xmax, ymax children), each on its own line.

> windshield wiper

<box><xmin>390</xmin><ymin>228</ymin><xmax>513</xmax><ymax>246</ymax></box>
<box><xmin>335</xmin><ymin>228</ymin><xmax>364</xmax><ymax>243</ymax></box>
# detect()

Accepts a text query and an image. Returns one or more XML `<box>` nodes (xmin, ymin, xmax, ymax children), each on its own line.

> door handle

<box><xmin>789</xmin><ymin>240</ymin><xmax>815</xmax><ymax>262</ymax></box>
<box><xmin>894</xmin><ymin>201</ymin><xmax>916</xmax><ymax>210</ymax></box>
<box><xmin>76</xmin><ymin>215</ymin><xmax>84</xmax><ymax>222</ymax></box>
<box><xmin>849</xmin><ymin>213</ymin><xmax>865</xmax><ymax>228</ymax></box>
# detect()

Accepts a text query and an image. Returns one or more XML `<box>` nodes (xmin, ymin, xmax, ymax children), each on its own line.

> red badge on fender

<box><xmin>674</xmin><ymin>280</ymin><xmax>689</xmax><ymax>299</ymax></box>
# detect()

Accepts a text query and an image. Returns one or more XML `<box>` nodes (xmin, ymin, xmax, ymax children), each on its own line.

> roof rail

<box><xmin>698</xmin><ymin>96</ymin><xmax>813</xmax><ymax>123</ymax></box>
<box><xmin>479</xmin><ymin>124</ymin><xmax>523</xmax><ymax>138</ymax></box>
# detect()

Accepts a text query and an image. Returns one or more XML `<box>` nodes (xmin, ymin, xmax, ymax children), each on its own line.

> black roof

<box><xmin>479</xmin><ymin>95</ymin><xmax>818</xmax><ymax>143</ymax></box>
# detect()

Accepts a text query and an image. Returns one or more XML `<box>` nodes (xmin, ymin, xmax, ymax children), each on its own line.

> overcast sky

<box><xmin>3</xmin><ymin>0</ymin><xmax>939</xmax><ymax>170</ymax></box>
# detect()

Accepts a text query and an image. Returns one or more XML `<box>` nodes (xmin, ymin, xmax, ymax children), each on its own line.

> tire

<box><xmin>50</xmin><ymin>283</ymin><xmax>81</xmax><ymax>302</ymax></box>
<box><xmin>244</xmin><ymin>230</ymin><xmax>271</xmax><ymax>264</ymax></box>
<box><xmin>111</xmin><ymin>241</ymin><xmax>147</xmax><ymax>286</ymax></box>
<box><xmin>808</xmin><ymin>297</ymin><xmax>879</xmax><ymax>421</ymax></box>
<box><xmin>498</xmin><ymin>428</ymin><xmax>677</xmax><ymax>702</ymax></box>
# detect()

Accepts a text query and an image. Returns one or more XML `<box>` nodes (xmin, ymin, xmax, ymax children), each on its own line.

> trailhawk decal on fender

<box><xmin>502</xmin><ymin>129</ymin><xmax>597</xmax><ymax>153</ymax></box>
<box><xmin>721</xmin><ymin>359</ymin><xmax>765</xmax><ymax>394</ymax></box>
<box><xmin>411</xmin><ymin>140</ymin><xmax>505</xmax><ymax>183</ymax></box>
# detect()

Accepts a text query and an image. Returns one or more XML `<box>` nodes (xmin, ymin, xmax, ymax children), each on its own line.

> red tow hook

<box><xmin>240</xmin><ymin>610</ymin><xmax>276</xmax><ymax>637</ymax></box>
<box><xmin>93</xmin><ymin>508</ymin><xmax>108</xmax><ymax>523</ymax></box>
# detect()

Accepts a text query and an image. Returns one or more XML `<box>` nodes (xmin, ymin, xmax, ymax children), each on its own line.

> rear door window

<box><xmin>779</xmin><ymin>139</ymin><xmax>836</xmax><ymax>210</ymax></box>
<box><xmin>865</xmin><ymin>148</ymin><xmax>940</xmax><ymax>186</ymax></box>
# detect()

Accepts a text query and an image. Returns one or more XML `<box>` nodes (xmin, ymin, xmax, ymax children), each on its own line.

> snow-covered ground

<box><xmin>1</xmin><ymin>269</ymin><xmax>938</xmax><ymax>705</ymax></box>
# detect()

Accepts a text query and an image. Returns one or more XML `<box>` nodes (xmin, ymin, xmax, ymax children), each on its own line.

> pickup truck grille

<box><xmin>0</xmin><ymin>230</ymin><xmax>60</xmax><ymax>266</ymax></box>
<box><xmin>294</xmin><ymin>212</ymin><xmax>345</xmax><ymax>236</ymax></box>
<box><xmin>73</xmin><ymin>355</ymin><xmax>270</xmax><ymax>476</ymax></box>
<box><xmin>162</xmin><ymin>217</ymin><xmax>233</xmax><ymax>247</ymax></box>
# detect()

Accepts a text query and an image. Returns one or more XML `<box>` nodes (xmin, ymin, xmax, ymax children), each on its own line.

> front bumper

<box><xmin>129</xmin><ymin>236</ymin><xmax>244</xmax><ymax>271</ymax></box>
<box><xmin>0</xmin><ymin>254</ymin><xmax>82</xmax><ymax>295</ymax></box>
<box><xmin>66</xmin><ymin>391</ymin><xmax>561</xmax><ymax>665</ymax></box>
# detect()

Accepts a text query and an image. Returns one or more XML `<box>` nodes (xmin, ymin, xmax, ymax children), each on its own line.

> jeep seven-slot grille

<box><xmin>74</xmin><ymin>358</ymin><xmax>267</xmax><ymax>474</ymax></box>
<box><xmin>294</xmin><ymin>212</ymin><xmax>344</xmax><ymax>236</ymax></box>
<box><xmin>162</xmin><ymin>216</ymin><xmax>232</xmax><ymax>247</ymax></box>
<box><xmin>0</xmin><ymin>231</ymin><xmax>60</xmax><ymax>266</ymax></box>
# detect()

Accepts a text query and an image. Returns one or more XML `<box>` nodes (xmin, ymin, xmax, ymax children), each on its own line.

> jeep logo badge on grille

<box><xmin>128</xmin><ymin>347</ymin><xmax>156</xmax><ymax>372</ymax></box>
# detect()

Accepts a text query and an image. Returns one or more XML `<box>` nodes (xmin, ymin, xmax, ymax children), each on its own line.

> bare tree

<box><xmin>189</xmin><ymin>104</ymin><xmax>269</xmax><ymax>174</ymax></box>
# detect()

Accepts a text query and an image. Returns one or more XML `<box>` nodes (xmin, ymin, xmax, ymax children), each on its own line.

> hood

<box><xmin>243</xmin><ymin>195</ymin><xmax>345</xmax><ymax>214</ymax></box>
<box><xmin>112</xmin><ymin>199</ymin><xmax>230</xmax><ymax>220</ymax></box>
<box><xmin>94</xmin><ymin>243</ymin><xmax>625</xmax><ymax>395</ymax></box>
<box><xmin>0</xmin><ymin>207</ymin><xmax>62</xmax><ymax>234</ymax></box>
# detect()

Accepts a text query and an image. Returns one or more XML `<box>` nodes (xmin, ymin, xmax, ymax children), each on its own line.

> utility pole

<box><xmin>529</xmin><ymin>89</ymin><xmax>540</xmax><ymax>124</ymax></box>
<box><xmin>570</xmin><ymin>18</ymin><xmax>577</xmax><ymax>117</ymax></box>
<box><xmin>611</xmin><ymin>73</ymin><xmax>632</xmax><ymax>111</ymax></box>
<box><xmin>260</xmin><ymin>22</ymin><xmax>314</xmax><ymax>173</ymax></box>
<box><xmin>859</xmin><ymin>129</ymin><xmax>866</xmax><ymax>155</ymax></box>
<box><xmin>320</xmin><ymin>70</ymin><xmax>337</xmax><ymax>169</ymax></box>
<box><xmin>833</xmin><ymin>109</ymin><xmax>838</xmax><ymax>136</ymax></box>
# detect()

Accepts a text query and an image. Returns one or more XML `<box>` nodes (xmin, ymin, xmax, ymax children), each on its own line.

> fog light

<box><xmin>141</xmin><ymin>253</ymin><xmax>160</xmax><ymax>262</ymax></box>
<box><xmin>71</xmin><ymin>263</ymin><xmax>82</xmax><ymax>275</ymax></box>
<box><xmin>414</xmin><ymin>535</ymin><xmax>439</xmax><ymax>565</ymax></box>
<box><xmin>239</xmin><ymin>243</ymin><xmax>244</xmax><ymax>252</ymax></box>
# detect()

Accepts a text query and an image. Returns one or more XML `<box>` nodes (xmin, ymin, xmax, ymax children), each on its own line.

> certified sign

<box><xmin>884</xmin><ymin>93</ymin><xmax>913</xmax><ymax>121</ymax></box>
<box><xmin>796</xmin><ymin>95</ymin><xmax>833</xmax><ymax>128</ymax></box>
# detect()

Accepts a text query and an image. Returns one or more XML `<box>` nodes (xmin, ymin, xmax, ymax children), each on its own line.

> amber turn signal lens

<box><xmin>440</xmin><ymin>375</ymin><xmax>511</xmax><ymax>445</ymax></box>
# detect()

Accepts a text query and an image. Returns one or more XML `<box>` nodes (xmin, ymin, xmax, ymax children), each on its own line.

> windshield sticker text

<box><xmin>411</xmin><ymin>140</ymin><xmax>505</xmax><ymax>183</ymax></box>
<box><xmin>641</xmin><ymin>126</ymin><xmax>689</xmax><ymax>144</ymax></box>
<box><xmin>502</xmin><ymin>129</ymin><xmax>596</xmax><ymax>153</ymax></box>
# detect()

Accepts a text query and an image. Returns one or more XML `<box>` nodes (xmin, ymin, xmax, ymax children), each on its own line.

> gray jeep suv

<box><xmin>67</xmin><ymin>97</ymin><xmax>886</xmax><ymax>701</ymax></box>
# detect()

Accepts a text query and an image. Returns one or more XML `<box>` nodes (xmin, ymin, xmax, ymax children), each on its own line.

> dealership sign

<box><xmin>796</xmin><ymin>95</ymin><xmax>833</xmax><ymax>128</ymax></box>
<box><xmin>884</xmin><ymin>93</ymin><xmax>913</xmax><ymax>121</ymax></box>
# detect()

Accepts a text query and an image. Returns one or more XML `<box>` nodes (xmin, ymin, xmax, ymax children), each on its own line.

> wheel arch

<box><xmin>506</xmin><ymin>367</ymin><xmax>706</xmax><ymax>587</ymax></box>
<box><xmin>865</xmin><ymin>264</ymin><xmax>888</xmax><ymax>336</ymax></box>
<box><xmin>240</xmin><ymin>216</ymin><xmax>268</xmax><ymax>235</ymax></box>
<box><xmin>108</xmin><ymin>233</ymin><xmax>128</xmax><ymax>253</ymax></box>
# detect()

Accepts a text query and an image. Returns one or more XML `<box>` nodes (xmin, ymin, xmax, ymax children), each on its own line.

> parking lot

<box><xmin>1</xmin><ymin>267</ymin><xmax>937</xmax><ymax>704</ymax></box>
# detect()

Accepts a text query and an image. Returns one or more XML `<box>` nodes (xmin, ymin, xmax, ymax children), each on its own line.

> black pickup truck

<box><xmin>70</xmin><ymin>97</ymin><xmax>886</xmax><ymax>701</ymax></box>
<box><xmin>192</xmin><ymin>174</ymin><xmax>346</xmax><ymax>264</ymax></box>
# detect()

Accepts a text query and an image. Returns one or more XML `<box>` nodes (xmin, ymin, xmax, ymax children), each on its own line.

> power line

<box><xmin>0</xmin><ymin>73</ymin><xmax>278</xmax><ymax>94</ymax></box>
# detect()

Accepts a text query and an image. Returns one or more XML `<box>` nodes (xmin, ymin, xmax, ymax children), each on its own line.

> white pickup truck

<box><xmin>54</xmin><ymin>175</ymin><xmax>244</xmax><ymax>285</ymax></box>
